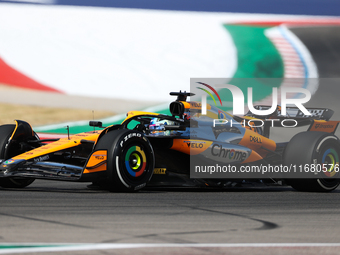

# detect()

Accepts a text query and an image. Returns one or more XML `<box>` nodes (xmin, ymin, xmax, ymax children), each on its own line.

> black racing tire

<box><xmin>284</xmin><ymin>131</ymin><xmax>340</xmax><ymax>192</ymax></box>
<box><xmin>0</xmin><ymin>124</ymin><xmax>35</xmax><ymax>188</ymax></box>
<box><xmin>95</xmin><ymin>129</ymin><xmax>154</xmax><ymax>192</ymax></box>
<box><xmin>0</xmin><ymin>125</ymin><xmax>15</xmax><ymax>159</ymax></box>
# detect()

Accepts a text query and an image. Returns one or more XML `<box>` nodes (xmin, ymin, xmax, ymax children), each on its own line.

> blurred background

<box><xmin>0</xmin><ymin>0</ymin><xmax>339</xmax><ymax>135</ymax></box>
<box><xmin>1</xmin><ymin>2</ymin><xmax>340</xmax><ymax>253</ymax></box>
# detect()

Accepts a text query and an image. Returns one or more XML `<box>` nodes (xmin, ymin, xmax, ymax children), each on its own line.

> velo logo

<box><xmin>198</xmin><ymin>83</ymin><xmax>311</xmax><ymax>116</ymax></box>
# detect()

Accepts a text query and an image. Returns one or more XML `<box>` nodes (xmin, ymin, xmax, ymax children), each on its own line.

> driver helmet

<box><xmin>149</xmin><ymin>118</ymin><xmax>174</xmax><ymax>136</ymax></box>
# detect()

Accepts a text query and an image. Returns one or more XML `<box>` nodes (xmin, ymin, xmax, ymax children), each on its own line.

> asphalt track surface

<box><xmin>1</xmin><ymin>27</ymin><xmax>340</xmax><ymax>254</ymax></box>
<box><xmin>1</xmin><ymin>181</ymin><xmax>340</xmax><ymax>255</ymax></box>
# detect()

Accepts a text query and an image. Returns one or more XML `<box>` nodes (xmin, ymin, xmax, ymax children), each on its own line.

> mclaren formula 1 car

<box><xmin>0</xmin><ymin>91</ymin><xmax>339</xmax><ymax>192</ymax></box>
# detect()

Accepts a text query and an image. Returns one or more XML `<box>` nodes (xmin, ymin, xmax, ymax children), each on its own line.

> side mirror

<box><xmin>89</xmin><ymin>121</ymin><xmax>106</xmax><ymax>128</ymax></box>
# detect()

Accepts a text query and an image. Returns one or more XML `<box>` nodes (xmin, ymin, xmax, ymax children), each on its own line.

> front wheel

<box><xmin>95</xmin><ymin>129</ymin><xmax>155</xmax><ymax>192</ymax></box>
<box><xmin>0</xmin><ymin>177</ymin><xmax>35</xmax><ymax>188</ymax></box>
<box><xmin>284</xmin><ymin>131</ymin><xmax>340</xmax><ymax>192</ymax></box>
<box><xmin>0</xmin><ymin>124</ymin><xmax>35</xmax><ymax>188</ymax></box>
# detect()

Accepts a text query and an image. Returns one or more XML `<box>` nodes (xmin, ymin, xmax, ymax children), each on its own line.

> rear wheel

<box><xmin>0</xmin><ymin>124</ymin><xmax>35</xmax><ymax>188</ymax></box>
<box><xmin>284</xmin><ymin>131</ymin><xmax>340</xmax><ymax>192</ymax></box>
<box><xmin>95</xmin><ymin>129</ymin><xmax>154</xmax><ymax>192</ymax></box>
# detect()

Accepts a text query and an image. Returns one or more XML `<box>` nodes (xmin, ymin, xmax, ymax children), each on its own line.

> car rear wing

<box><xmin>246</xmin><ymin>105</ymin><xmax>334</xmax><ymax>121</ymax></box>
<box><xmin>244</xmin><ymin>105</ymin><xmax>337</xmax><ymax>137</ymax></box>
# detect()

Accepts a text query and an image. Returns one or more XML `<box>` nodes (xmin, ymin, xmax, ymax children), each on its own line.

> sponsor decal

<box><xmin>120</xmin><ymin>133</ymin><xmax>142</xmax><ymax>147</ymax></box>
<box><xmin>190</xmin><ymin>102</ymin><xmax>202</xmax><ymax>108</ymax></box>
<box><xmin>250</xmin><ymin>136</ymin><xmax>262</xmax><ymax>143</ymax></box>
<box><xmin>33</xmin><ymin>155</ymin><xmax>50</xmax><ymax>162</ymax></box>
<box><xmin>84</xmin><ymin>150</ymin><xmax>107</xmax><ymax>173</ymax></box>
<box><xmin>218</xmin><ymin>110</ymin><xmax>227</xmax><ymax>119</ymax></box>
<box><xmin>171</xmin><ymin>139</ymin><xmax>212</xmax><ymax>155</ymax></box>
<box><xmin>309</xmin><ymin>120</ymin><xmax>339</xmax><ymax>133</ymax></box>
<box><xmin>134</xmin><ymin>183</ymin><xmax>146</xmax><ymax>190</ymax></box>
<box><xmin>211</xmin><ymin>144</ymin><xmax>247</xmax><ymax>161</ymax></box>
<box><xmin>315</xmin><ymin>124</ymin><xmax>334</xmax><ymax>129</ymax></box>
<box><xmin>4</xmin><ymin>159</ymin><xmax>15</xmax><ymax>164</ymax></box>
<box><xmin>94</xmin><ymin>155</ymin><xmax>105</xmax><ymax>160</ymax></box>
<box><xmin>153</xmin><ymin>168</ymin><xmax>166</xmax><ymax>174</ymax></box>
<box><xmin>185</xmin><ymin>141</ymin><xmax>205</xmax><ymax>148</ymax></box>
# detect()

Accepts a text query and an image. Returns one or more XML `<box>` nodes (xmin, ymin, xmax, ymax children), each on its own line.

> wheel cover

<box><xmin>322</xmin><ymin>148</ymin><xmax>339</xmax><ymax>177</ymax></box>
<box><xmin>124</xmin><ymin>146</ymin><xmax>146</xmax><ymax>177</ymax></box>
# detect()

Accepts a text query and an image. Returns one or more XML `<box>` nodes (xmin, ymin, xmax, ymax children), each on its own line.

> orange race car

<box><xmin>0</xmin><ymin>91</ymin><xmax>339</xmax><ymax>192</ymax></box>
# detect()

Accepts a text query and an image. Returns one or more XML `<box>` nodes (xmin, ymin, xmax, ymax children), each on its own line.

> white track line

<box><xmin>0</xmin><ymin>243</ymin><xmax>340</xmax><ymax>254</ymax></box>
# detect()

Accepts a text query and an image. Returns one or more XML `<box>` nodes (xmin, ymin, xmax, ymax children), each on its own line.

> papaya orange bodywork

<box><xmin>83</xmin><ymin>150</ymin><xmax>107</xmax><ymax>174</ymax></box>
<box><xmin>12</xmin><ymin>131</ymin><xmax>101</xmax><ymax>161</ymax></box>
<box><xmin>171</xmin><ymin>139</ymin><xmax>212</xmax><ymax>155</ymax></box>
<box><xmin>309</xmin><ymin>120</ymin><xmax>340</xmax><ymax>133</ymax></box>
<box><xmin>239</xmin><ymin>129</ymin><xmax>276</xmax><ymax>158</ymax></box>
